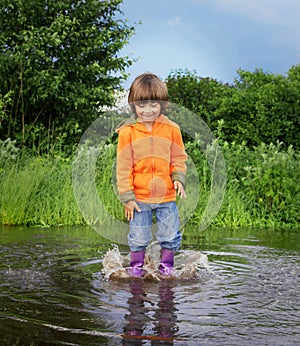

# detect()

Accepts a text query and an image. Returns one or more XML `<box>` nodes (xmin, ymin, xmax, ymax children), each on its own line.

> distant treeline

<box><xmin>2</xmin><ymin>66</ymin><xmax>299</xmax><ymax>155</ymax></box>
<box><xmin>166</xmin><ymin>66</ymin><xmax>300</xmax><ymax>150</ymax></box>
<box><xmin>1</xmin><ymin>0</ymin><xmax>299</xmax><ymax>153</ymax></box>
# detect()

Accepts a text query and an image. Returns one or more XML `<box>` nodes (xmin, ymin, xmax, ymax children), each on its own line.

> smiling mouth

<box><xmin>142</xmin><ymin>113</ymin><xmax>155</xmax><ymax>118</ymax></box>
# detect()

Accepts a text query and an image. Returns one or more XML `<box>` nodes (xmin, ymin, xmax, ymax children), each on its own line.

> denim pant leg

<box><xmin>128</xmin><ymin>202</ymin><xmax>153</xmax><ymax>252</ymax></box>
<box><xmin>155</xmin><ymin>202</ymin><xmax>182</xmax><ymax>251</ymax></box>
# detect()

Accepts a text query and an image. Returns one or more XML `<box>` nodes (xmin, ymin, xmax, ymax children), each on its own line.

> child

<box><xmin>116</xmin><ymin>72</ymin><xmax>187</xmax><ymax>277</ymax></box>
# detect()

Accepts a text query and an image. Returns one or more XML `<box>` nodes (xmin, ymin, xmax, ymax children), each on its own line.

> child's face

<box><xmin>135</xmin><ymin>101</ymin><xmax>161</xmax><ymax>125</ymax></box>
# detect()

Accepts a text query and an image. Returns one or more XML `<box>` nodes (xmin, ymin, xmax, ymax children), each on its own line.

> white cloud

<box><xmin>167</xmin><ymin>16</ymin><xmax>182</xmax><ymax>27</ymax></box>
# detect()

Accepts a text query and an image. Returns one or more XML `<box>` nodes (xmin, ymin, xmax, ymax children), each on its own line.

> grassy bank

<box><xmin>0</xmin><ymin>151</ymin><xmax>84</xmax><ymax>226</ymax></box>
<box><xmin>0</xmin><ymin>140</ymin><xmax>299</xmax><ymax>228</ymax></box>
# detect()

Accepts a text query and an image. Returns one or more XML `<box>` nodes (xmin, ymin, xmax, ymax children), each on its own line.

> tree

<box><xmin>166</xmin><ymin>66</ymin><xmax>300</xmax><ymax>149</ymax></box>
<box><xmin>166</xmin><ymin>69</ymin><xmax>231</xmax><ymax>144</ymax></box>
<box><xmin>0</xmin><ymin>0</ymin><xmax>136</xmax><ymax>153</ymax></box>
<box><xmin>215</xmin><ymin>67</ymin><xmax>300</xmax><ymax>148</ymax></box>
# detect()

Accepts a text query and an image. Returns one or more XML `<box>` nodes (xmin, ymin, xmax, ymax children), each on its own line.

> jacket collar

<box><xmin>116</xmin><ymin>114</ymin><xmax>168</xmax><ymax>133</ymax></box>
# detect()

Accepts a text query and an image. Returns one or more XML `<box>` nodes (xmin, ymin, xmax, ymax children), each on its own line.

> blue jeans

<box><xmin>128</xmin><ymin>201</ymin><xmax>182</xmax><ymax>252</ymax></box>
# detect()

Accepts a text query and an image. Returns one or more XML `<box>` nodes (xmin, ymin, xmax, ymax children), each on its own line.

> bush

<box><xmin>166</xmin><ymin>66</ymin><xmax>300</xmax><ymax>149</ymax></box>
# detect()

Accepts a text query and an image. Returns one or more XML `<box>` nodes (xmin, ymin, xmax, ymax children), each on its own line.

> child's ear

<box><xmin>160</xmin><ymin>101</ymin><xmax>170</xmax><ymax>112</ymax></box>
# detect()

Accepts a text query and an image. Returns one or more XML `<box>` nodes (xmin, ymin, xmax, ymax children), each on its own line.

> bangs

<box><xmin>131</xmin><ymin>81</ymin><xmax>168</xmax><ymax>102</ymax></box>
<box><xmin>128</xmin><ymin>73</ymin><xmax>169</xmax><ymax>104</ymax></box>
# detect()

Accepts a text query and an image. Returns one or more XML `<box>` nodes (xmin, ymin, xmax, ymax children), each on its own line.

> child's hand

<box><xmin>174</xmin><ymin>181</ymin><xmax>186</xmax><ymax>198</ymax></box>
<box><xmin>124</xmin><ymin>200</ymin><xmax>141</xmax><ymax>221</ymax></box>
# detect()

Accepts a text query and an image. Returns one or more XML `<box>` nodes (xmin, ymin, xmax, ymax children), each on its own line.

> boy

<box><xmin>116</xmin><ymin>73</ymin><xmax>187</xmax><ymax>277</ymax></box>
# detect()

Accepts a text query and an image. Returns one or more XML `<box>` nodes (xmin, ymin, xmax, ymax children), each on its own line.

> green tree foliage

<box><xmin>166</xmin><ymin>66</ymin><xmax>300</xmax><ymax>149</ymax></box>
<box><xmin>217</xmin><ymin>67</ymin><xmax>300</xmax><ymax>148</ymax></box>
<box><xmin>166</xmin><ymin>69</ymin><xmax>230</xmax><ymax>131</ymax></box>
<box><xmin>0</xmin><ymin>0</ymin><xmax>135</xmax><ymax>153</ymax></box>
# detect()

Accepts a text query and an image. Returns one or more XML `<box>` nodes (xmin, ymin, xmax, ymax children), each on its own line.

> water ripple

<box><xmin>0</xmin><ymin>226</ymin><xmax>299</xmax><ymax>345</ymax></box>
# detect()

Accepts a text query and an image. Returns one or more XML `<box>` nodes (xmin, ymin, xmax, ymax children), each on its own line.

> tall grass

<box><xmin>0</xmin><ymin>138</ymin><xmax>299</xmax><ymax>228</ymax></box>
<box><xmin>215</xmin><ymin>141</ymin><xmax>300</xmax><ymax>227</ymax></box>
<box><xmin>0</xmin><ymin>146</ymin><xmax>84</xmax><ymax>226</ymax></box>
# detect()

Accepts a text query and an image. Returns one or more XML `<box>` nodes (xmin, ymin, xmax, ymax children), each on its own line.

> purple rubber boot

<box><xmin>128</xmin><ymin>250</ymin><xmax>145</xmax><ymax>277</ymax></box>
<box><xmin>159</xmin><ymin>248</ymin><xmax>175</xmax><ymax>276</ymax></box>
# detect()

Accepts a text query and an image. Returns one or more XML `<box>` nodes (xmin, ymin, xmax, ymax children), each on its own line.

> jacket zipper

<box><xmin>150</xmin><ymin>132</ymin><xmax>156</xmax><ymax>198</ymax></box>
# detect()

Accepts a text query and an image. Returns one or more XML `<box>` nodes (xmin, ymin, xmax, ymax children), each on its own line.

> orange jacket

<box><xmin>116</xmin><ymin>114</ymin><xmax>187</xmax><ymax>204</ymax></box>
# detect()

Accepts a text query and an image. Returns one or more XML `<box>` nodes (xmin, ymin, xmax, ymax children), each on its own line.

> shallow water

<box><xmin>0</xmin><ymin>226</ymin><xmax>299</xmax><ymax>345</ymax></box>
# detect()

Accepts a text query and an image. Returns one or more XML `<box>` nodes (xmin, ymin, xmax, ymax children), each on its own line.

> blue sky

<box><xmin>119</xmin><ymin>0</ymin><xmax>300</xmax><ymax>87</ymax></box>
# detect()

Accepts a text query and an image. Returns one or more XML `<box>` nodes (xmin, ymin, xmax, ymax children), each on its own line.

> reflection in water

<box><xmin>123</xmin><ymin>279</ymin><xmax>146</xmax><ymax>340</ymax></box>
<box><xmin>154</xmin><ymin>280</ymin><xmax>178</xmax><ymax>343</ymax></box>
<box><xmin>123</xmin><ymin>279</ymin><xmax>178</xmax><ymax>345</ymax></box>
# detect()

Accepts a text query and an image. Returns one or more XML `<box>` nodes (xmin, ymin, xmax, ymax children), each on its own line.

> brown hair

<box><xmin>128</xmin><ymin>72</ymin><xmax>169</xmax><ymax>113</ymax></box>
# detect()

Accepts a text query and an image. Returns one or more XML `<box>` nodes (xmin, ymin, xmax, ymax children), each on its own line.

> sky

<box><xmin>119</xmin><ymin>0</ymin><xmax>300</xmax><ymax>88</ymax></box>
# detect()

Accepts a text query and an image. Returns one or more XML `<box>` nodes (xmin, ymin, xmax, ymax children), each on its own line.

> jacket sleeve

<box><xmin>116</xmin><ymin>127</ymin><xmax>136</xmax><ymax>203</ymax></box>
<box><xmin>170</xmin><ymin>128</ymin><xmax>188</xmax><ymax>187</ymax></box>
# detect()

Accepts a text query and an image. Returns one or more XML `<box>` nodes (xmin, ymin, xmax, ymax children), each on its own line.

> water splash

<box><xmin>102</xmin><ymin>242</ymin><xmax>212</xmax><ymax>281</ymax></box>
